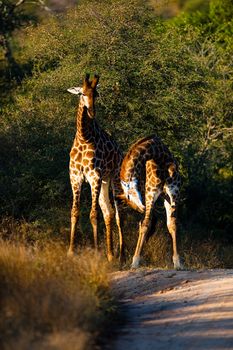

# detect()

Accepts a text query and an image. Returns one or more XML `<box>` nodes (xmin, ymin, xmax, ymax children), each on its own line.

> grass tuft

<box><xmin>0</xmin><ymin>241</ymin><xmax>114</xmax><ymax>350</ymax></box>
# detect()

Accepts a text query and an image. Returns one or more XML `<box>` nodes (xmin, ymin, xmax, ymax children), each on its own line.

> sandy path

<box><xmin>110</xmin><ymin>269</ymin><xmax>233</xmax><ymax>350</ymax></box>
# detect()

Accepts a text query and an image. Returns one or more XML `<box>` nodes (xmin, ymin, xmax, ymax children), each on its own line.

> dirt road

<box><xmin>110</xmin><ymin>269</ymin><xmax>233</xmax><ymax>350</ymax></box>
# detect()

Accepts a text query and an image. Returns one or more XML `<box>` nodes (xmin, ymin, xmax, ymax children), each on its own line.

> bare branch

<box><xmin>15</xmin><ymin>0</ymin><xmax>52</xmax><ymax>12</ymax></box>
<box><xmin>37</xmin><ymin>0</ymin><xmax>52</xmax><ymax>12</ymax></box>
<box><xmin>211</xmin><ymin>127</ymin><xmax>233</xmax><ymax>140</ymax></box>
<box><xmin>15</xmin><ymin>0</ymin><xmax>26</xmax><ymax>7</ymax></box>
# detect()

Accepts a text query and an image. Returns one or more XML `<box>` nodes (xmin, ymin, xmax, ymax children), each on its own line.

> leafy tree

<box><xmin>170</xmin><ymin>0</ymin><xmax>233</xmax><ymax>238</ymax></box>
<box><xmin>0</xmin><ymin>0</ymin><xmax>26</xmax><ymax>69</ymax></box>
<box><xmin>0</xmin><ymin>0</ymin><xmax>50</xmax><ymax>83</ymax></box>
<box><xmin>178</xmin><ymin>0</ymin><xmax>210</xmax><ymax>13</ymax></box>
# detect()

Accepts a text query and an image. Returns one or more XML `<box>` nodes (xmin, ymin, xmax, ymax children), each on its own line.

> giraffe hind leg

<box><xmin>68</xmin><ymin>174</ymin><xmax>83</xmax><ymax>256</ymax></box>
<box><xmin>111</xmin><ymin>176</ymin><xmax>125</xmax><ymax>264</ymax></box>
<box><xmin>164</xmin><ymin>187</ymin><xmax>183</xmax><ymax>269</ymax></box>
<box><xmin>99</xmin><ymin>179</ymin><xmax>115</xmax><ymax>262</ymax></box>
<box><xmin>164</xmin><ymin>165</ymin><xmax>183</xmax><ymax>269</ymax></box>
<box><xmin>114</xmin><ymin>202</ymin><xmax>125</xmax><ymax>264</ymax></box>
<box><xmin>132</xmin><ymin>189</ymin><xmax>162</xmax><ymax>269</ymax></box>
<box><xmin>89</xmin><ymin>175</ymin><xmax>102</xmax><ymax>251</ymax></box>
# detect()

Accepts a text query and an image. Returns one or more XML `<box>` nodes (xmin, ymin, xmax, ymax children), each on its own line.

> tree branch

<box><xmin>15</xmin><ymin>0</ymin><xmax>26</xmax><ymax>7</ymax></box>
<box><xmin>15</xmin><ymin>0</ymin><xmax>52</xmax><ymax>12</ymax></box>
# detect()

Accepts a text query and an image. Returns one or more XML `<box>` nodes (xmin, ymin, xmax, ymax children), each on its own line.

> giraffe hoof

<box><xmin>173</xmin><ymin>256</ymin><xmax>184</xmax><ymax>270</ymax></box>
<box><xmin>107</xmin><ymin>254</ymin><xmax>114</xmax><ymax>263</ymax></box>
<box><xmin>67</xmin><ymin>249</ymin><xmax>76</xmax><ymax>258</ymax></box>
<box><xmin>131</xmin><ymin>256</ymin><xmax>140</xmax><ymax>269</ymax></box>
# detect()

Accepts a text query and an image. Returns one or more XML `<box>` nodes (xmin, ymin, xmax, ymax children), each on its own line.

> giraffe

<box><xmin>67</xmin><ymin>74</ymin><xmax>124</xmax><ymax>262</ymax></box>
<box><xmin>119</xmin><ymin>135</ymin><xmax>182</xmax><ymax>269</ymax></box>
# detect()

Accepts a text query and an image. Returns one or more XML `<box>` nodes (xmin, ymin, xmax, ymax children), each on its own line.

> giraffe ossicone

<box><xmin>67</xmin><ymin>87</ymin><xmax>83</xmax><ymax>95</ymax></box>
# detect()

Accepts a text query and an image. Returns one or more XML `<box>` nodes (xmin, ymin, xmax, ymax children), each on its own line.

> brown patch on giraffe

<box><xmin>83</xmin><ymin>158</ymin><xmax>90</xmax><ymax>166</ymax></box>
<box><xmin>75</xmin><ymin>163</ymin><xmax>81</xmax><ymax>170</ymax></box>
<box><xmin>70</xmin><ymin>148</ymin><xmax>78</xmax><ymax>157</ymax></box>
<box><xmin>75</xmin><ymin>152</ymin><xmax>82</xmax><ymax>163</ymax></box>
<box><xmin>146</xmin><ymin>193</ymin><xmax>153</xmax><ymax>202</ymax></box>
<box><xmin>70</xmin><ymin>160</ymin><xmax>75</xmax><ymax>168</ymax></box>
<box><xmin>154</xmin><ymin>177</ymin><xmax>162</xmax><ymax>186</ymax></box>
<box><xmin>168</xmin><ymin>163</ymin><xmax>176</xmax><ymax>177</ymax></box>
<box><xmin>86</xmin><ymin>151</ymin><xmax>95</xmax><ymax>159</ymax></box>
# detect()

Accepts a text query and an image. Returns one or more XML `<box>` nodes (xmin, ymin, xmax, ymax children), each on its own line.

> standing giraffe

<box><xmin>67</xmin><ymin>74</ymin><xmax>124</xmax><ymax>262</ymax></box>
<box><xmin>119</xmin><ymin>135</ymin><xmax>182</xmax><ymax>269</ymax></box>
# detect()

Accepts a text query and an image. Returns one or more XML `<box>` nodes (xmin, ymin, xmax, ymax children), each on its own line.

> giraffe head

<box><xmin>119</xmin><ymin>179</ymin><xmax>145</xmax><ymax>214</ymax></box>
<box><xmin>67</xmin><ymin>73</ymin><xmax>99</xmax><ymax>118</ymax></box>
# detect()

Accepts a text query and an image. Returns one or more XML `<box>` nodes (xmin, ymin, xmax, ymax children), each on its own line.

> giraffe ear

<box><xmin>91</xmin><ymin>74</ymin><xmax>99</xmax><ymax>88</ymax></box>
<box><xmin>83</xmin><ymin>73</ymin><xmax>90</xmax><ymax>88</ymax></box>
<box><xmin>67</xmin><ymin>87</ymin><xmax>83</xmax><ymax>95</ymax></box>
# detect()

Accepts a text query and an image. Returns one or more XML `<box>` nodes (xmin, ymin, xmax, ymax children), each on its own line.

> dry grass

<box><xmin>0</xmin><ymin>241</ymin><xmax>114</xmax><ymax>350</ymax></box>
<box><xmin>0</xmin><ymin>214</ymin><xmax>232</xmax><ymax>350</ymax></box>
<box><xmin>120</xmin><ymin>215</ymin><xmax>233</xmax><ymax>270</ymax></box>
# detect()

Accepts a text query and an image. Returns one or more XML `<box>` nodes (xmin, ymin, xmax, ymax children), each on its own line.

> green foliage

<box><xmin>179</xmin><ymin>0</ymin><xmax>210</xmax><ymax>14</ymax></box>
<box><xmin>0</xmin><ymin>0</ymin><xmax>39</xmax><ymax>97</ymax></box>
<box><xmin>0</xmin><ymin>0</ymin><xmax>28</xmax><ymax>36</ymax></box>
<box><xmin>175</xmin><ymin>0</ymin><xmax>233</xmax><ymax>49</ymax></box>
<box><xmin>209</xmin><ymin>0</ymin><xmax>233</xmax><ymax>25</ymax></box>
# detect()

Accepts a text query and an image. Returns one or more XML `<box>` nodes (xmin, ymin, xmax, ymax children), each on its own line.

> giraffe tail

<box><xmin>145</xmin><ymin>209</ymin><xmax>158</xmax><ymax>242</ymax></box>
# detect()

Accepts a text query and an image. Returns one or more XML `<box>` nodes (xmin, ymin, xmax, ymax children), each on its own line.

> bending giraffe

<box><xmin>119</xmin><ymin>135</ymin><xmax>182</xmax><ymax>269</ymax></box>
<box><xmin>67</xmin><ymin>74</ymin><xmax>124</xmax><ymax>262</ymax></box>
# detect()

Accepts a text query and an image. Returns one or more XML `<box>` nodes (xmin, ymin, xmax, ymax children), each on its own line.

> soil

<box><xmin>109</xmin><ymin>269</ymin><xmax>233</xmax><ymax>350</ymax></box>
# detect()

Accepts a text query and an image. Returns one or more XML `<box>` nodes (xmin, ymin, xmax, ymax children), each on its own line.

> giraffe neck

<box><xmin>76</xmin><ymin>97</ymin><xmax>95</xmax><ymax>141</ymax></box>
<box><xmin>120</xmin><ymin>149</ymin><xmax>146</xmax><ymax>213</ymax></box>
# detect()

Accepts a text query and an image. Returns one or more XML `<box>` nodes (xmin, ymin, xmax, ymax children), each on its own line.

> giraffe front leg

<box><xmin>112</xmin><ymin>176</ymin><xmax>125</xmax><ymax>264</ymax></box>
<box><xmin>132</xmin><ymin>185</ymin><xmax>162</xmax><ymax>269</ymax></box>
<box><xmin>131</xmin><ymin>218</ymin><xmax>151</xmax><ymax>269</ymax></box>
<box><xmin>68</xmin><ymin>175</ymin><xmax>83</xmax><ymax>257</ymax></box>
<box><xmin>164</xmin><ymin>200</ymin><xmax>182</xmax><ymax>270</ymax></box>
